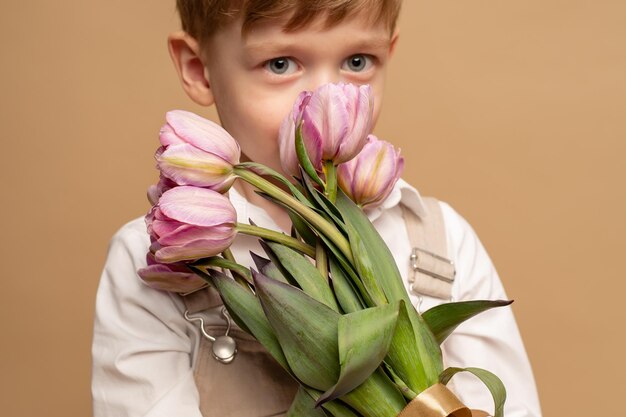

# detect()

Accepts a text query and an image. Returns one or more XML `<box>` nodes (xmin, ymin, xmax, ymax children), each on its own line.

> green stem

<box><xmin>236</xmin><ymin>223</ymin><xmax>316</xmax><ymax>258</ymax></box>
<box><xmin>221</xmin><ymin>248</ymin><xmax>249</xmax><ymax>287</ymax></box>
<box><xmin>194</xmin><ymin>255</ymin><xmax>252</xmax><ymax>287</ymax></box>
<box><xmin>222</xmin><ymin>248</ymin><xmax>237</xmax><ymax>263</ymax></box>
<box><xmin>315</xmin><ymin>239</ymin><xmax>328</xmax><ymax>279</ymax></box>
<box><xmin>323</xmin><ymin>160</ymin><xmax>337</xmax><ymax>203</ymax></box>
<box><xmin>234</xmin><ymin>166</ymin><xmax>353</xmax><ymax>263</ymax></box>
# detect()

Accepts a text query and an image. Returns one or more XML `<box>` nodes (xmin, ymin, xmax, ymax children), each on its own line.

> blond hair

<box><xmin>176</xmin><ymin>0</ymin><xmax>402</xmax><ymax>44</ymax></box>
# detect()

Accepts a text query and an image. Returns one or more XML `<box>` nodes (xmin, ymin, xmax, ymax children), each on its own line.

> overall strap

<box><xmin>401</xmin><ymin>197</ymin><xmax>456</xmax><ymax>300</ymax></box>
<box><xmin>180</xmin><ymin>285</ymin><xmax>223</xmax><ymax>314</ymax></box>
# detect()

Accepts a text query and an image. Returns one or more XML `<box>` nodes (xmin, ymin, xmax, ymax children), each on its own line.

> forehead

<box><xmin>241</xmin><ymin>11</ymin><xmax>393</xmax><ymax>45</ymax></box>
<box><xmin>235</xmin><ymin>17</ymin><xmax>391</xmax><ymax>64</ymax></box>
<box><xmin>240</xmin><ymin>5</ymin><xmax>396</xmax><ymax>37</ymax></box>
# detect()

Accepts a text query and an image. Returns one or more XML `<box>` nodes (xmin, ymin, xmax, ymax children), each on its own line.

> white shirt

<box><xmin>92</xmin><ymin>179</ymin><xmax>542</xmax><ymax>417</ymax></box>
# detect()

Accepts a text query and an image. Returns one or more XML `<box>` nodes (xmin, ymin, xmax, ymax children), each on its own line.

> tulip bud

<box><xmin>337</xmin><ymin>135</ymin><xmax>404</xmax><ymax>209</ymax></box>
<box><xmin>279</xmin><ymin>83</ymin><xmax>373</xmax><ymax>177</ymax></box>
<box><xmin>137</xmin><ymin>252</ymin><xmax>206</xmax><ymax>293</ymax></box>
<box><xmin>157</xmin><ymin>110</ymin><xmax>241</xmax><ymax>193</ymax></box>
<box><xmin>146</xmin><ymin>186</ymin><xmax>237</xmax><ymax>263</ymax></box>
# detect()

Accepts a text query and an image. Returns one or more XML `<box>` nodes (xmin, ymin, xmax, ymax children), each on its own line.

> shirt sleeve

<box><xmin>439</xmin><ymin>202</ymin><xmax>542</xmax><ymax>417</ymax></box>
<box><xmin>92</xmin><ymin>219</ymin><xmax>202</xmax><ymax>417</ymax></box>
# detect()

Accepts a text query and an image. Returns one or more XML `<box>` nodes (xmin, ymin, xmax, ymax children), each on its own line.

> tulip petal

<box><xmin>337</xmin><ymin>136</ymin><xmax>404</xmax><ymax>209</ymax></box>
<box><xmin>158</xmin><ymin>143</ymin><xmax>235</xmax><ymax>190</ymax></box>
<box><xmin>278</xmin><ymin>92</ymin><xmax>315</xmax><ymax>177</ymax></box>
<box><xmin>352</xmin><ymin>139</ymin><xmax>393</xmax><ymax>206</ymax></box>
<box><xmin>154</xmin><ymin>235</ymin><xmax>236</xmax><ymax>263</ymax></box>
<box><xmin>159</xmin><ymin>124</ymin><xmax>185</xmax><ymax>146</ymax></box>
<box><xmin>165</xmin><ymin>110</ymin><xmax>240</xmax><ymax>164</ymax></box>
<box><xmin>335</xmin><ymin>84</ymin><xmax>373</xmax><ymax>164</ymax></box>
<box><xmin>137</xmin><ymin>253</ymin><xmax>206</xmax><ymax>293</ymax></box>
<box><xmin>304</xmin><ymin>84</ymin><xmax>350</xmax><ymax>161</ymax></box>
<box><xmin>156</xmin><ymin>223</ymin><xmax>236</xmax><ymax>247</ymax></box>
<box><xmin>137</xmin><ymin>264</ymin><xmax>206</xmax><ymax>292</ymax></box>
<box><xmin>278</xmin><ymin>114</ymin><xmax>300</xmax><ymax>177</ymax></box>
<box><xmin>158</xmin><ymin>186</ymin><xmax>236</xmax><ymax>227</ymax></box>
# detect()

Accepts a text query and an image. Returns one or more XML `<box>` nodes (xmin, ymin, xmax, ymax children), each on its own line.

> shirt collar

<box><xmin>365</xmin><ymin>178</ymin><xmax>427</xmax><ymax>223</ymax></box>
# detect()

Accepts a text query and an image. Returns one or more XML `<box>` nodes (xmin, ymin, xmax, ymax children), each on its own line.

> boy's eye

<box><xmin>265</xmin><ymin>57</ymin><xmax>297</xmax><ymax>75</ymax></box>
<box><xmin>343</xmin><ymin>54</ymin><xmax>372</xmax><ymax>72</ymax></box>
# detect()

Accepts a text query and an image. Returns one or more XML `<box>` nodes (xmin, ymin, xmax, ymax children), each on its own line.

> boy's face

<box><xmin>171</xmin><ymin>13</ymin><xmax>397</xmax><ymax>174</ymax></box>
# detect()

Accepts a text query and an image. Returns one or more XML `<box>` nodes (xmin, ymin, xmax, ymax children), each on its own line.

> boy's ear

<box><xmin>389</xmin><ymin>29</ymin><xmax>400</xmax><ymax>59</ymax></box>
<box><xmin>167</xmin><ymin>31</ymin><xmax>214</xmax><ymax>106</ymax></box>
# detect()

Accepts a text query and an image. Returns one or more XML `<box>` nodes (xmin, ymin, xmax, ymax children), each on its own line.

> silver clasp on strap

<box><xmin>410</xmin><ymin>247</ymin><xmax>456</xmax><ymax>283</ymax></box>
<box><xmin>184</xmin><ymin>307</ymin><xmax>237</xmax><ymax>364</ymax></box>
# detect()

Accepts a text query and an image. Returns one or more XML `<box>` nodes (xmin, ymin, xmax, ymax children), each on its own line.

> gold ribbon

<box><xmin>397</xmin><ymin>383</ymin><xmax>490</xmax><ymax>417</ymax></box>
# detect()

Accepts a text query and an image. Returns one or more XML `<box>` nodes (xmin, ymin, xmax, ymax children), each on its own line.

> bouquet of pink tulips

<box><xmin>138</xmin><ymin>83</ymin><xmax>509</xmax><ymax>417</ymax></box>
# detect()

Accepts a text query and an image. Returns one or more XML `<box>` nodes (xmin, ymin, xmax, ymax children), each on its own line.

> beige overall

<box><xmin>182</xmin><ymin>198</ymin><xmax>464</xmax><ymax>416</ymax></box>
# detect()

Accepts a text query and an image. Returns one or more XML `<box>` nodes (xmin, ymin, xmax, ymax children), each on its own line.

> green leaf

<box><xmin>287</xmin><ymin>387</ymin><xmax>329</xmax><ymax>417</ymax></box>
<box><xmin>303</xmin><ymin>388</ymin><xmax>360</xmax><ymax>417</ymax></box>
<box><xmin>317</xmin><ymin>302</ymin><xmax>402</xmax><ymax>405</ymax></box>
<box><xmin>329</xmin><ymin>258</ymin><xmax>364</xmax><ymax>314</ymax></box>
<box><xmin>208</xmin><ymin>271</ymin><xmax>289</xmax><ymax>370</ymax></box>
<box><xmin>343</xmin><ymin>220</ymin><xmax>388</xmax><ymax>306</ymax></box>
<box><xmin>335</xmin><ymin>190</ymin><xmax>443</xmax><ymax>391</ymax></box>
<box><xmin>323</xmin><ymin>239</ymin><xmax>375</xmax><ymax>308</ymax></box>
<box><xmin>439</xmin><ymin>367</ymin><xmax>507</xmax><ymax>417</ymax></box>
<box><xmin>383</xmin><ymin>363</ymin><xmax>417</xmax><ymax>400</ymax></box>
<box><xmin>254</xmin><ymin>190</ymin><xmax>332</xmax><ymax>247</ymax></box>
<box><xmin>253</xmin><ymin>270</ymin><xmax>341</xmax><ymax>390</ymax></box>
<box><xmin>265</xmin><ymin>241</ymin><xmax>340</xmax><ymax>311</ymax></box>
<box><xmin>384</xmin><ymin>300</ymin><xmax>436</xmax><ymax>393</ymax></box>
<box><xmin>288</xmin><ymin>209</ymin><xmax>318</xmax><ymax>246</ymax></box>
<box><xmin>340</xmin><ymin>368</ymin><xmax>407</xmax><ymax>417</ymax></box>
<box><xmin>258</xmin><ymin>240</ymin><xmax>299</xmax><ymax>287</ymax></box>
<box><xmin>251</xmin><ymin>252</ymin><xmax>290</xmax><ymax>284</ymax></box>
<box><xmin>301</xmin><ymin>172</ymin><xmax>347</xmax><ymax>234</ymax></box>
<box><xmin>422</xmin><ymin>300</ymin><xmax>514</xmax><ymax>345</ymax></box>
<box><xmin>334</xmin><ymin>190</ymin><xmax>406</xmax><ymax>304</ymax></box>
<box><xmin>295</xmin><ymin>123</ymin><xmax>324</xmax><ymax>186</ymax></box>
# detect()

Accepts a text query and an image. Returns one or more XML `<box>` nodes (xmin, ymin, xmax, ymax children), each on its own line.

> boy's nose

<box><xmin>307</xmin><ymin>68</ymin><xmax>342</xmax><ymax>90</ymax></box>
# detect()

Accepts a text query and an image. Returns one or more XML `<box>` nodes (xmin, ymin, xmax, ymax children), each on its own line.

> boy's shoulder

<box><xmin>110</xmin><ymin>216</ymin><xmax>149</xmax><ymax>244</ymax></box>
<box><xmin>105</xmin><ymin>216</ymin><xmax>150</xmax><ymax>265</ymax></box>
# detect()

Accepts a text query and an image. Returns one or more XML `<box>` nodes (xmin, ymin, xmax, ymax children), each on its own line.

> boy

<box><xmin>92</xmin><ymin>1</ymin><xmax>542</xmax><ymax>416</ymax></box>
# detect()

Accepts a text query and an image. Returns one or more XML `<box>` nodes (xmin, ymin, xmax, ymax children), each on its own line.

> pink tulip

<box><xmin>137</xmin><ymin>252</ymin><xmax>207</xmax><ymax>293</ymax></box>
<box><xmin>147</xmin><ymin>175</ymin><xmax>177</xmax><ymax>205</ymax></box>
<box><xmin>337</xmin><ymin>135</ymin><xmax>404</xmax><ymax>209</ymax></box>
<box><xmin>279</xmin><ymin>83</ymin><xmax>373</xmax><ymax>177</ymax></box>
<box><xmin>278</xmin><ymin>91</ymin><xmax>320</xmax><ymax>177</ymax></box>
<box><xmin>146</xmin><ymin>186</ymin><xmax>237</xmax><ymax>263</ymax></box>
<box><xmin>157</xmin><ymin>110</ymin><xmax>241</xmax><ymax>193</ymax></box>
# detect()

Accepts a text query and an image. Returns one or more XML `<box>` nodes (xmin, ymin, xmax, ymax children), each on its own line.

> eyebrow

<box><xmin>244</xmin><ymin>36</ymin><xmax>391</xmax><ymax>56</ymax></box>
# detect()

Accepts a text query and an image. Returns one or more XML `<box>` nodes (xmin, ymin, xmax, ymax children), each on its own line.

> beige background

<box><xmin>1</xmin><ymin>1</ymin><xmax>624</xmax><ymax>416</ymax></box>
